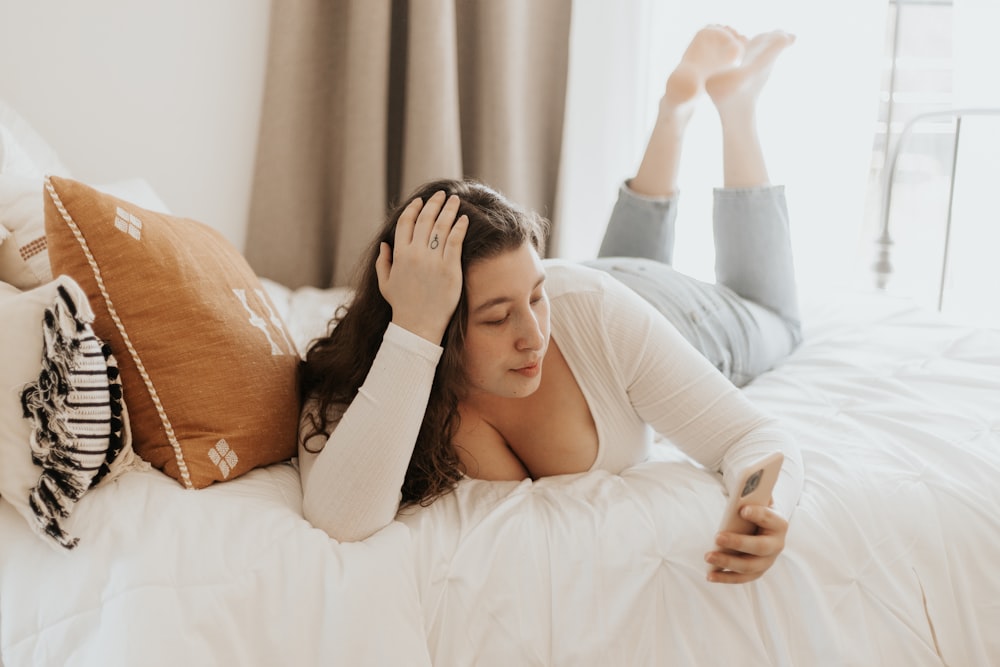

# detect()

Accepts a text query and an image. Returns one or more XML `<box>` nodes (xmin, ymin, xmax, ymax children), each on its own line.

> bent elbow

<box><xmin>301</xmin><ymin>492</ymin><xmax>387</xmax><ymax>543</ymax></box>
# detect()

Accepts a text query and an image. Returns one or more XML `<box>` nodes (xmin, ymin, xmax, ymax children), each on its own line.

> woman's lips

<box><xmin>514</xmin><ymin>362</ymin><xmax>540</xmax><ymax>378</ymax></box>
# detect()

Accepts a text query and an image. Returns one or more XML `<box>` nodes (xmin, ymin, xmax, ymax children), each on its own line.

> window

<box><xmin>865</xmin><ymin>0</ymin><xmax>1000</xmax><ymax>326</ymax></box>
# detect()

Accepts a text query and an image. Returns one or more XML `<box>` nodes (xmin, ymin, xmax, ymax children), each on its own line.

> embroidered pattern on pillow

<box><xmin>44</xmin><ymin>176</ymin><xmax>301</xmax><ymax>489</ymax></box>
<box><xmin>19</xmin><ymin>284</ymin><xmax>125</xmax><ymax>549</ymax></box>
<box><xmin>0</xmin><ymin>175</ymin><xmax>55</xmax><ymax>289</ymax></box>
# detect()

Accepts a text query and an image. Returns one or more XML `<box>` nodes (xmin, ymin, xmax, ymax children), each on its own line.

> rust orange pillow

<box><xmin>43</xmin><ymin>176</ymin><xmax>300</xmax><ymax>489</ymax></box>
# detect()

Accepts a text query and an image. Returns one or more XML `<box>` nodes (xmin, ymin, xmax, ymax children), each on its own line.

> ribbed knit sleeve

<box><xmin>584</xmin><ymin>266</ymin><xmax>804</xmax><ymax>518</ymax></box>
<box><xmin>298</xmin><ymin>323</ymin><xmax>443</xmax><ymax>542</ymax></box>
<box><xmin>559</xmin><ymin>268</ymin><xmax>803</xmax><ymax>517</ymax></box>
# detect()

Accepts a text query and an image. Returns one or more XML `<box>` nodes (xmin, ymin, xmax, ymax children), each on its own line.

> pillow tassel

<box><xmin>90</xmin><ymin>347</ymin><xmax>126</xmax><ymax>488</ymax></box>
<box><xmin>19</xmin><ymin>285</ymin><xmax>113</xmax><ymax>549</ymax></box>
<box><xmin>27</xmin><ymin>480</ymin><xmax>79</xmax><ymax>549</ymax></box>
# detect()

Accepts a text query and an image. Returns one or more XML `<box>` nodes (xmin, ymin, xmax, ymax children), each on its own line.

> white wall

<box><xmin>0</xmin><ymin>0</ymin><xmax>271</xmax><ymax>251</ymax></box>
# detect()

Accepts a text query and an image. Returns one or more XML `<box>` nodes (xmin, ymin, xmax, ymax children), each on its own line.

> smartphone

<box><xmin>717</xmin><ymin>451</ymin><xmax>784</xmax><ymax>537</ymax></box>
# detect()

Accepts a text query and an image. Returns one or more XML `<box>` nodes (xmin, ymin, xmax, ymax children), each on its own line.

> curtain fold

<box><xmin>246</xmin><ymin>0</ymin><xmax>572</xmax><ymax>288</ymax></box>
<box><xmin>399</xmin><ymin>0</ymin><xmax>463</xmax><ymax>195</ymax></box>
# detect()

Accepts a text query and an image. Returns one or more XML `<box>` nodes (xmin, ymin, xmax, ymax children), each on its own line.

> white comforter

<box><xmin>2</xmin><ymin>287</ymin><xmax>999</xmax><ymax>666</ymax></box>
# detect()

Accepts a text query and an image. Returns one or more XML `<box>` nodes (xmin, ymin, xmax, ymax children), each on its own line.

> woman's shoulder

<box><xmin>544</xmin><ymin>259</ymin><xmax>663</xmax><ymax>337</ymax></box>
<box><xmin>542</xmin><ymin>259</ymin><xmax>617</xmax><ymax>300</ymax></box>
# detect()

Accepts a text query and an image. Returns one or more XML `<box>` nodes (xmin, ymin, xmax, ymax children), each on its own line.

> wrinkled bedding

<box><xmin>2</xmin><ymin>286</ymin><xmax>998</xmax><ymax>666</ymax></box>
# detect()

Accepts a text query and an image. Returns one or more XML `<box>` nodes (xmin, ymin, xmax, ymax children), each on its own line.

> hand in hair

<box><xmin>375</xmin><ymin>190</ymin><xmax>469</xmax><ymax>344</ymax></box>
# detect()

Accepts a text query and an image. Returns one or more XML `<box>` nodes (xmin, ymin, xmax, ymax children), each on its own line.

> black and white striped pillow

<box><xmin>19</xmin><ymin>283</ymin><xmax>127</xmax><ymax>549</ymax></box>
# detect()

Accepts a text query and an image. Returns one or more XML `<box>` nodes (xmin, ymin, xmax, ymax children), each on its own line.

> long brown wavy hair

<box><xmin>299</xmin><ymin>178</ymin><xmax>548</xmax><ymax>507</ymax></box>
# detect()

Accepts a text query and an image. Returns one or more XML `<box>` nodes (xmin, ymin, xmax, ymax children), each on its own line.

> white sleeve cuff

<box><xmin>384</xmin><ymin>322</ymin><xmax>444</xmax><ymax>363</ymax></box>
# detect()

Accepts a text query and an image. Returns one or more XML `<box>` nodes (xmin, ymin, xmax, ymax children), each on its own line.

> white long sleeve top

<box><xmin>299</xmin><ymin>261</ymin><xmax>804</xmax><ymax>542</ymax></box>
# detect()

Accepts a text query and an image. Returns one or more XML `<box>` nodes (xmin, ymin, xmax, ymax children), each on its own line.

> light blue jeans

<box><xmin>584</xmin><ymin>184</ymin><xmax>801</xmax><ymax>388</ymax></box>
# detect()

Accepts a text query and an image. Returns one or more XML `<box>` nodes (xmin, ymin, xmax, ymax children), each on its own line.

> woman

<box><xmin>299</xmin><ymin>26</ymin><xmax>804</xmax><ymax>584</ymax></box>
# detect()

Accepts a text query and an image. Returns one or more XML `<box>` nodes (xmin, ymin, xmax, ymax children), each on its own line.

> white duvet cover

<box><xmin>2</xmin><ymin>287</ymin><xmax>999</xmax><ymax>666</ymax></box>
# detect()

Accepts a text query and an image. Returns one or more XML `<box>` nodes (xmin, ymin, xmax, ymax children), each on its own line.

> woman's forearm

<box><xmin>299</xmin><ymin>323</ymin><xmax>442</xmax><ymax>542</ymax></box>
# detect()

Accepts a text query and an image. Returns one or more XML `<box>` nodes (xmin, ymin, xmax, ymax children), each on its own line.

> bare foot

<box><xmin>663</xmin><ymin>25</ymin><xmax>746</xmax><ymax>110</ymax></box>
<box><xmin>706</xmin><ymin>30</ymin><xmax>795</xmax><ymax>109</ymax></box>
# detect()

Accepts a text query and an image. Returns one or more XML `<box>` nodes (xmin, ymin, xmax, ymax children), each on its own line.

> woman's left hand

<box><xmin>705</xmin><ymin>504</ymin><xmax>788</xmax><ymax>584</ymax></box>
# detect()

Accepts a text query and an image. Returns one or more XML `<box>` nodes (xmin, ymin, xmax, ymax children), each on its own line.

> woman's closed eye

<box><xmin>483</xmin><ymin>314</ymin><xmax>509</xmax><ymax>326</ymax></box>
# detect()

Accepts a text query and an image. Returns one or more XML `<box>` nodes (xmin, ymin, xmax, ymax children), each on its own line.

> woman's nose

<box><xmin>515</xmin><ymin>311</ymin><xmax>545</xmax><ymax>350</ymax></box>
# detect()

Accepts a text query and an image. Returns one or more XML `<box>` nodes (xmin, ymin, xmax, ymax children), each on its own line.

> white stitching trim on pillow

<box><xmin>44</xmin><ymin>177</ymin><xmax>194</xmax><ymax>489</ymax></box>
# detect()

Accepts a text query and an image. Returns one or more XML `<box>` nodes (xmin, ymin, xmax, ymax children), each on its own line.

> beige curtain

<box><xmin>245</xmin><ymin>0</ymin><xmax>573</xmax><ymax>288</ymax></box>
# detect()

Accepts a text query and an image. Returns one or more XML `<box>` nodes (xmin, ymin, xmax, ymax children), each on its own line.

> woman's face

<box><xmin>460</xmin><ymin>242</ymin><xmax>550</xmax><ymax>401</ymax></box>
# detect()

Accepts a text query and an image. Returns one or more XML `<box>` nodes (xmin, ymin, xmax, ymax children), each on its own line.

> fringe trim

<box><xmin>19</xmin><ymin>284</ymin><xmax>114</xmax><ymax>549</ymax></box>
<box><xmin>90</xmin><ymin>342</ymin><xmax>125</xmax><ymax>488</ymax></box>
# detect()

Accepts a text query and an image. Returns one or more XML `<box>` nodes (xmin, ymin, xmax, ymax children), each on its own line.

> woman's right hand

<box><xmin>375</xmin><ymin>190</ymin><xmax>469</xmax><ymax>344</ymax></box>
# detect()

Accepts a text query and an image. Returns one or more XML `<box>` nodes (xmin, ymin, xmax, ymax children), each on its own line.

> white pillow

<box><xmin>0</xmin><ymin>175</ymin><xmax>51</xmax><ymax>288</ymax></box>
<box><xmin>0</xmin><ymin>99</ymin><xmax>171</xmax><ymax>289</ymax></box>
<box><xmin>0</xmin><ymin>98</ymin><xmax>72</xmax><ymax>178</ymax></box>
<box><xmin>0</xmin><ymin>276</ymin><xmax>145</xmax><ymax>549</ymax></box>
<box><xmin>0</xmin><ymin>174</ymin><xmax>171</xmax><ymax>289</ymax></box>
<box><xmin>260</xmin><ymin>277</ymin><xmax>354</xmax><ymax>356</ymax></box>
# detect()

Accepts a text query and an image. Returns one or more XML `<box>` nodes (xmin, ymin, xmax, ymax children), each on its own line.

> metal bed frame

<box><xmin>874</xmin><ymin>107</ymin><xmax>1000</xmax><ymax>308</ymax></box>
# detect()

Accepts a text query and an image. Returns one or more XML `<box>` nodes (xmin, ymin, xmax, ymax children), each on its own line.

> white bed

<box><xmin>2</xmin><ymin>102</ymin><xmax>1000</xmax><ymax>666</ymax></box>
<box><xmin>2</xmin><ymin>280</ymin><xmax>998</xmax><ymax>666</ymax></box>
